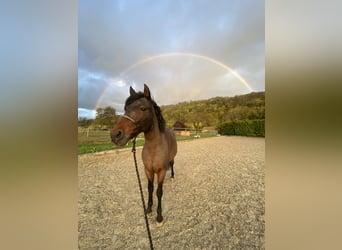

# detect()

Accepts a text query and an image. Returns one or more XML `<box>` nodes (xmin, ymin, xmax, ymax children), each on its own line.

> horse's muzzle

<box><xmin>110</xmin><ymin>129</ymin><xmax>128</xmax><ymax>146</ymax></box>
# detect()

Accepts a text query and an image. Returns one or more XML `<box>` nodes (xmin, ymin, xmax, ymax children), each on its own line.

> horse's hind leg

<box><xmin>170</xmin><ymin>160</ymin><xmax>175</xmax><ymax>180</ymax></box>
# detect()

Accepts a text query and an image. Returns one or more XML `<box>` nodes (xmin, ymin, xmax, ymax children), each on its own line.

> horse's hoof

<box><xmin>147</xmin><ymin>212</ymin><xmax>153</xmax><ymax>218</ymax></box>
<box><xmin>155</xmin><ymin>220</ymin><xmax>165</xmax><ymax>228</ymax></box>
<box><xmin>170</xmin><ymin>177</ymin><xmax>174</xmax><ymax>182</ymax></box>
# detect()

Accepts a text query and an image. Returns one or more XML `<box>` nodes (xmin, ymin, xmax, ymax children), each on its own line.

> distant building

<box><xmin>172</xmin><ymin>121</ymin><xmax>187</xmax><ymax>131</ymax></box>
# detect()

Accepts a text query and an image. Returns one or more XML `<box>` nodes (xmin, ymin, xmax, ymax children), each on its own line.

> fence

<box><xmin>174</xmin><ymin>128</ymin><xmax>218</xmax><ymax>138</ymax></box>
<box><xmin>78</xmin><ymin>127</ymin><xmax>218</xmax><ymax>140</ymax></box>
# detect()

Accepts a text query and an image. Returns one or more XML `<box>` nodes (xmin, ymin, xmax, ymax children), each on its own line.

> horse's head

<box><xmin>110</xmin><ymin>84</ymin><xmax>155</xmax><ymax>146</ymax></box>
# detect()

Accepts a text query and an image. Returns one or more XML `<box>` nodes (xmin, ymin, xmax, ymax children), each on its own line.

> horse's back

<box><xmin>165</xmin><ymin>128</ymin><xmax>177</xmax><ymax>161</ymax></box>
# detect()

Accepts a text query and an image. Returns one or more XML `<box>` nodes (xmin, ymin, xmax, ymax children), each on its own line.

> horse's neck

<box><xmin>144</xmin><ymin>115</ymin><xmax>163</xmax><ymax>144</ymax></box>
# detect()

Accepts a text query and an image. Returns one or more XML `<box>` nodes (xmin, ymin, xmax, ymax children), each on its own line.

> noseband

<box><xmin>122</xmin><ymin>113</ymin><xmax>154</xmax><ymax>132</ymax></box>
<box><xmin>122</xmin><ymin>114</ymin><xmax>136</xmax><ymax>124</ymax></box>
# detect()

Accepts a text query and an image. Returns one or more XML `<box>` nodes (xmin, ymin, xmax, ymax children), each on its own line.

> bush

<box><xmin>252</xmin><ymin>119</ymin><xmax>265</xmax><ymax>137</ymax></box>
<box><xmin>218</xmin><ymin>122</ymin><xmax>235</xmax><ymax>135</ymax></box>
<box><xmin>218</xmin><ymin>119</ymin><xmax>264</xmax><ymax>137</ymax></box>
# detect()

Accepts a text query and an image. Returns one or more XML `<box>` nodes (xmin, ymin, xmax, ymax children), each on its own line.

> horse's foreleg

<box><xmin>147</xmin><ymin>179</ymin><xmax>153</xmax><ymax>215</ymax></box>
<box><xmin>156</xmin><ymin>182</ymin><xmax>163</xmax><ymax>224</ymax></box>
<box><xmin>145</xmin><ymin>169</ymin><xmax>154</xmax><ymax>215</ymax></box>
<box><xmin>156</xmin><ymin>170</ymin><xmax>166</xmax><ymax>226</ymax></box>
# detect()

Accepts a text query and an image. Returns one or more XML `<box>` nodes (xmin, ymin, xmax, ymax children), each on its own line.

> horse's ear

<box><xmin>143</xmin><ymin>84</ymin><xmax>151</xmax><ymax>100</ymax></box>
<box><xmin>129</xmin><ymin>86</ymin><xmax>136</xmax><ymax>96</ymax></box>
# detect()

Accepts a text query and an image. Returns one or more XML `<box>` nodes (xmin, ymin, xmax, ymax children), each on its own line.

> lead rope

<box><xmin>131</xmin><ymin>138</ymin><xmax>154</xmax><ymax>250</ymax></box>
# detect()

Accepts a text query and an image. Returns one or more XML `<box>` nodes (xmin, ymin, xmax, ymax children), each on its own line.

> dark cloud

<box><xmin>78</xmin><ymin>69</ymin><xmax>108</xmax><ymax>109</ymax></box>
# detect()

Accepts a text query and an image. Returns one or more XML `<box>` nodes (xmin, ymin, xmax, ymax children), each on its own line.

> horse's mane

<box><xmin>125</xmin><ymin>92</ymin><xmax>166</xmax><ymax>132</ymax></box>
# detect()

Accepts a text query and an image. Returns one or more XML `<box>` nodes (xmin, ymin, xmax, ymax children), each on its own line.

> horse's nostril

<box><xmin>116</xmin><ymin>130</ymin><xmax>122</xmax><ymax>138</ymax></box>
<box><xmin>111</xmin><ymin>129</ymin><xmax>124</xmax><ymax>143</ymax></box>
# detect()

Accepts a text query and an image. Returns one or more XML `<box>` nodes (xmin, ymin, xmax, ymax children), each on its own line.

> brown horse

<box><xmin>111</xmin><ymin>84</ymin><xmax>177</xmax><ymax>227</ymax></box>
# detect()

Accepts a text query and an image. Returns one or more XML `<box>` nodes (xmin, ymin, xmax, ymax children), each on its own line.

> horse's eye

<box><xmin>140</xmin><ymin>107</ymin><xmax>146</xmax><ymax>111</ymax></box>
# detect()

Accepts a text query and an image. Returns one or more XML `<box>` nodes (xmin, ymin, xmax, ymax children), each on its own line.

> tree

<box><xmin>193</xmin><ymin>121</ymin><xmax>203</xmax><ymax>135</ymax></box>
<box><xmin>95</xmin><ymin>106</ymin><xmax>118</xmax><ymax>129</ymax></box>
<box><xmin>78</xmin><ymin>117</ymin><xmax>93</xmax><ymax>128</ymax></box>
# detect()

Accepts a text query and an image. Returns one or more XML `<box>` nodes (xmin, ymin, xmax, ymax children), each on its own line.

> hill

<box><xmin>161</xmin><ymin>91</ymin><xmax>265</xmax><ymax>129</ymax></box>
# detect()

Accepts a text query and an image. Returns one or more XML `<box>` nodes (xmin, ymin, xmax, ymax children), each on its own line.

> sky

<box><xmin>78</xmin><ymin>0</ymin><xmax>264</xmax><ymax>118</ymax></box>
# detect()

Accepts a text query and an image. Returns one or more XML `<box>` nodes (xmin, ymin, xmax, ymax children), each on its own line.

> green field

<box><xmin>78</xmin><ymin>128</ymin><xmax>217</xmax><ymax>154</ymax></box>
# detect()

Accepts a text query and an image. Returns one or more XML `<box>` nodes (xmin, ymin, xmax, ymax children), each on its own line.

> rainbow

<box><xmin>94</xmin><ymin>52</ymin><xmax>254</xmax><ymax>109</ymax></box>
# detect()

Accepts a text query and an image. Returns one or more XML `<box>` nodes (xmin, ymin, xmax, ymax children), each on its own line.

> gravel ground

<box><xmin>78</xmin><ymin>136</ymin><xmax>265</xmax><ymax>249</ymax></box>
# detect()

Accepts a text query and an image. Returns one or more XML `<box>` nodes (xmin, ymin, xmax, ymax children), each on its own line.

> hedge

<box><xmin>217</xmin><ymin>119</ymin><xmax>265</xmax><ymax>137</ymax></box>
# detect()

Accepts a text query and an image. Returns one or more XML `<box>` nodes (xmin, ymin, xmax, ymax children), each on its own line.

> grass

<box><xmin>78</xmin><ymin>128</ymin><xmax>217</xmax><ymax>155</ymax></box>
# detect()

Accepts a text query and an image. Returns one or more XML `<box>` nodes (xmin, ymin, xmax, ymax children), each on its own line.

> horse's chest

<box><xmin>142</xmin><ymin>146</ymin><xmax>168</xmax><ymax>169</ymax></box>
